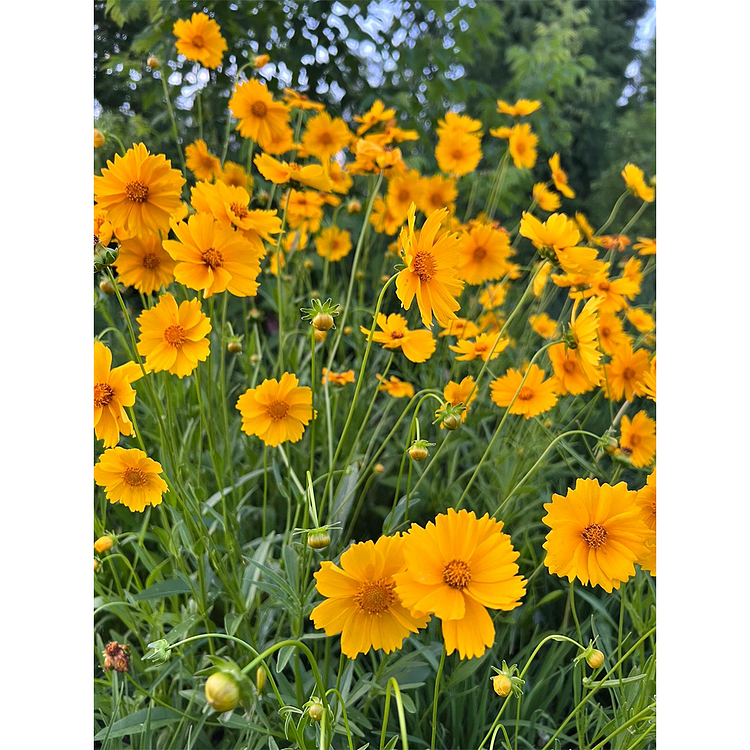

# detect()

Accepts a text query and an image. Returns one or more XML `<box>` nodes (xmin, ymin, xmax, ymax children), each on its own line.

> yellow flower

<box><xmin>575</xmin><ymin>212</ymin><xmax>595</xmax><ymax>241</ymax></box>
<box><xmin>315</xmin><ymin>226</ymin><xmax>352</xmax><ymax>262</ymax></box>
<box><xmin>163</xmin><ymin>214</ymin><xmax>264</xmax><ymax>298</ymax></box>
<box><xmin>636</xmin><ymin>470</ymin><xmax>656</xmax><ymax>531</ymax></box>
<box><xmin>532</xmin><ymin>183</ymin><xmax>561</xmax><ymax>212</ymax></box>
<box><xmin>394</xmin><ymin>509</ymin><xmax>526</xmax><ymax>660</ymax></box>
<box><xmin>570</xmin><ymin>297</ymin><xmax>603</xmax><ymax>384</ymax></box>
<box><xmin>396</xmin><ymin>204</ymin><xmax>465</xmax><ymax>327</ymax></box>
<box><xmin>94</xmin><ymin>447</ymin><xmax>168</xmax><ymax>512</ymax></box>
<box><xmin>219</xmin><ymin>161</ymin><xmax>250</xmax><ymax>190</ymax></box>
<box><xmin>641</xmin><ymin>356</ymin><xmax>656</xmax><ymax>402</ymax></box>
<box><xmin>603</xmin><ymin>342</ymin><xmax>649</xmax><ymax>401</ymax></box>
<box><xmin>328</xmin><ymin>161</ymin><xmax>353</xmax><ymax>195</ymax></box>
<box><xmin>435</xmin><ymin>376</ymin><xmax>477</xmax><ymax>426</ymax></box>
<box><xmin>581</xmin><ymin>269</ymin><xmax>640</xmax><ymax>313</ymax></box>
<box><xmin>173</xmin><ymin>12</ymin><xmax>227</xmax><ymax>69</ymax></box>
<box><xmin>185</xmin><ymin>139</ymin><xmax>221</xmax><ymax>181</ymax></box>
<box><xmin>301</xmin><ymin>112</ymin><xmax>350</xmax><ymax>161</ymax></box>
<box><xmin>321</xmin><ymin>368</ymin><xmax>355</xmax><ymax>386</ymax></box>
<box><xmin>508</xmin><ymin>123</ymin><xmax>538</xmax><ymax>169</ymax></box>
<box><xmin>236</xmin><ymin>373</ymin><xmax>313</xmax><ymax>447</ymax></box>
<box><xmin>450</xmin><ymin>333</ymin><xmax>508</xmax><ymax>361</ymax></box>
<box><xmin>94</xmin><ymin>207</ymin><xmax>114</xmax><ymax>246</ymax></box>
<box><xmin>435</xmin><ymin>131</ymin><xmax>482</xmax><ymax>176</ymax></box>
<box><xmin>136</xmin><ymin>293</ymin><xmax>211</xmax><ymax>378</ymax></box>
<box><xmin>311</xmin><ymin>535</ymin><xmax>429</xmax><ymax>658</ymax></box>
<box><xmin>542</xmin><ymin>478</ymin><xmax>649</xmax><ymax>592</ymax></box>
<box><xmin>418</xmin><ymin>174</ymin><xmax>458</xmax><ymax>216</ymax></box>
<box><xmin>529</xmin><ymin>313</ymin><xmax>557</xmax><ymax>339</ymax></box>
<box><xmin>533</xmin><ymin>261</ymin><xmax>551</xmax><ymax>297</ymax></box>
<box><xmin>548</xmin><ymin>153</ymin><xmax>575</xmax><ymax>198</ymax></box>
<box><xmin>254</xmin><ymin>153</ymin><xmax>332</xmax><ymax>192</ymax></box>
<box><xmin>621</xmin><ymin>163</ymin><xmax>655</xmax><ymax>202</ymax></box>
<box><xmin>229</xmin><ymin>80</ymin><xmax>290</xmax><ymax>149</ymax></box>
<box><xmin>626</xmin><ymin>308</ymin><xmax>655</xmax><ymax>333</ymax></box>
<box><xmin>496</xmin><ymin>99</ymin><xmax>541</xmax><ymax>117</ymax></box>
<box><xmin>456</xmin><ymin>224</ymin><xmax>512</xmax><ymax>285</ymax></box>
<box><xmin>94</xmin><ymin>341</ymin><xmax>142</xmax><ymax>448</ymax></box>
<box><xmin>362</xmin><ymin>313</ymin><xmax>436</xmax><ymax>363</ymax></box>
<box><xmin>283</xmin><ymin>88</ymin><xmax>325</xmax><ymax>111</ymax></box>
<box><xmin>349</xmin><ymin>138</ymin><xmax>407</xmax><ymax>176</ymax></box>
<box><xmin>354</xmin><ymin>100</ymin><xmax>396</xmax><ymax>135</ymax></box>
<box><xmin>113</xmin><ymin>233</ymin><xmax>176</xmax><ymax>294</ymax></box>
<box><xmin>634</xmin><ymin>237</ymin><xmax>656</xmax><ymax>256</ymax></box>
<box><xmin>370</xmin><ymin>197</ymin><xmax>404</xmax><ymax>235</ymax></box>
<box><xmin>94</xmin><ymin>143</ymin><xmax>185</xmax><ymax>236</ymax></box>
<box><xmin>597</xmin><ymin>312</ymin><xmax>628</xmax><ymax>354</ymax></box>
<box><xmin>490</xmin><ymin>364</ymin><xmax>558</xmax><ymax>418</ymax></box>
<box><xmin>548</xmin><ymin>343</ymin><xmax>598</xmax><ymax>395</ymax></box>
<box><xmin>378</xmin><ymin>375</ymin><xmax>415</xmax><ymax>399</ymax></box>
<box><xmin>619</xmin><ymin>411</ymin><xmax>656</xmax><ymax>467</ymax></box>
<box><xmin>479</xmin><ymin>283</ymin><xmax>507</xmax><ymax>309</ymax></box>
<box><xmin>285</xmin><ymin>189</ymin><xmax>325</xmax><ymax>233</ymax></box>
<box><xmin>387</xmin><ymin>170</ymin><xmax>424</xmax><ymax>220</ymax></box>
<box><xmin>622</xmin><ymin>256</ymin><xmax>643</xmax><ymax>286</ymax></box>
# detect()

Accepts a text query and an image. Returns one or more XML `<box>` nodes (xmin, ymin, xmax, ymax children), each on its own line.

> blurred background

<box><xmin>94</xmin><ymin>0</ymin><xmax>655</xmax><ymax>232</ymax></box>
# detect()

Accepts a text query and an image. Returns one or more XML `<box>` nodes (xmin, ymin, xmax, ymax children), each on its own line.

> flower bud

<box><xmin>492</xmin><ymin>674</ymin><xmax>512</xmax><ymax>697</ymax></box>
<box><xmin>254</xmin><ymin>54</ymin><xmax>270</xmax><ymax>68</ymax></box>
<box><xmin>314</xmin><ymin>329</ymin><xmax>327</xmax><ymax>343</ymax></box>
<box><xmin>586</xmin><ymin>649</ymin><xmax>605</xmax><ymax>669</ymax></box>
<box><xmin>304</xmin><ymin>259</ymin><xmax>314</xmax><ymax>270</ymax></box>
<box><xmin>99</xmin><ymin>279</ymin><xmax>115</xmax><ymax>295</ymax></box>
<box><xmin>257</xmin><ymin>189</ymin><xmax>270</xmax><ymax>204</ymax></box>
<box><xmin>312</xmin><ymin>312</ymin><xmax>334</xmax><ymax>331</ymax></box>
<box><xmin>442</xmin><ymin>413</ymin><xmax>462</xmax><ymax>431</ymax></box>
<box><xmin>355</xmin><ymin>271</ymin><xmax>365</xmax><ymax>281</ymax></box>
<box><xmin>380</xmin><ymin>274</ymin><xmax>390</xmax><ymax>283</ymax></box>
<box><xmin>408</xmin><ymin>440</ymin><xmax>430</xmax><ymax>462</ymax></box>
<box><xmin>94</xmin><ymin>559</ymin><xmax>99</xmax><ymax>572</ymax></box>
<box><xmin>256</xmin><ymin>666</ymin><xmax>266</xmax><ymax>692</ymax></box>
<box><xmin>248</xmin><ymin>307</ymin><xmax>264</xmax><ymax>322</ymax></box>
<box><xmin>205</xmin><ymin>672</ymin><xmax>241</xmax><ymax>712</ymax></box>
<box><xmin>308</xmin><ymin>700</ymin><xmax>324</xmax><ymax>723</ymax></box>
<box><xmin>347</xmin><ymin>199</ymin><xmax>362</xmax><ymax>214</ymax></box>
<box><xmin>543</xmin><ymin>418</ymin><xmax>553</xmax><ymax>429</ymax></box>
<box><xmin>307</xmin><ymin>529</ymin><xmax>331</xmax><ymax>550</ymax></box>
<box><xmin>343</xmin><ymin>326</ymin><xmax>352</xmax><ymax>335</ymax></box>
<box><xmin>227</xmin><ymin>340</ymin><xmax>242</xmax><ymax>354</ymax></box>
<box><xmin>250</xmin><ymin>353</ymin><xmax>260</xmax><ymax>364</ymax></box>
<box><xmin>94</xmin><ymin>129</ymin><xmax>105</xmax><ymax>148</ymax></box>
<box><xmin>649</xmin><ymin>175</ymin><xmax>657</xmax><ymax>187</ymax></box>
<box><xmin>94</xmin><ymin>535</ymin><xmax>114</xmax><ymax>553</ymax></box>
<box><xmin>374</xmin><ymin>463</ymin><xmax>385</xmax><ymax>474</ymax></box>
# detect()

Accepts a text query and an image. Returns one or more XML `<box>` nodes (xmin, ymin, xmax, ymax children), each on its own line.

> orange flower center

<box><xmin>413</xmin><ymin>251</ymin><xmax>436</xmax><ymax>282</ymax></box>
<box><xmin>443</xmin><ymin>559</ymin><xmax>472</xmax><ymax>590</ymax></box>
<box><xmin>317</xmin><ymin>131</ymin><xmax>333</xmax><ymax>146</ymax></box>
<box><xmin>473</xmin><ymin>246</ymin><xmax>487</xmax><ymax>261</ymax></box>
<box><xmin>563</xmin><ymin>360</ymin><xmax>576</xmax><ymax>374</ymax></box>
<box><xmin>451</xmin><ymin>148</ymin><xmax>464</xmax><ymax>160</ymax></box>
<box><xmin>354</xmin><ymin>577</ymin><xmax>396</xmax><ymax>615</ymax></box>
<box><xmin>267</xmin><ymin>400</ymin><xmax>290</xmax><ymax>420</ymax></box>
<box><xmin>251</xmin><ymin>100</ymin><xmax>268</xmax><ymax>118</ymax></box>
<box><xmin>142</xmin><ymin>252</ymin><xmax>161</xmax><ymax>269</ymax></box>
<box><xmin>600</xmin><ymin>326</ymin><xmax>611</xmax><ymax>338</ymax></box>
<box><xmin>94</xmin><ymin>382</ymin><xmax>115</xmax><ymax>407</ymax></box>
<box><xmin>201</xmin><ymin>247</ymin><xmax>224</xmax><ymax>268</ymax></box>
<box><xmin>630</xmin><ymin>434</ymin><xmax>642</xmax><ymax>446</ymax></box>
<box><xmin>515</xmin><ymin>141</ymin><xmax>527</xmax><ymax>155</ymax></box>
<box><xmin>397</xmin><ymin>188</ymin><xmax>410</xmax><ymax>203</ymax></box>
<box><xmin>125</xmin><ymin>180</ymin><xmax>149</xmax><ymax>203</ymax></box>
<box><xmin>164</xmin><ymin>324</ymin><xmax>187</xmax><ymax>348</ymax></box>
<box><xmin>581</xmin><ymin>523</ymin><xmax>608</xmax><ymax>549</ymax></box>
<box><xmin>518</xmin><ymin>386</ymin><xmax>534</xmax><ymax>400</ymax></box>
<box><xmin>622</xmin><ymin>366</ymin><xmax>635</xmax><ymax>380</ymax></box>
<box><xmin>598</xmin><ymin>281</ymin><xmax>611</xmax><ymax>292</ymax></box>
<box><xmin>474</xmin><ymin>342</ymin><xmax>488</xmax><ymax>353</ymax></box>
<box><xmin>191</xmin><ymin>34</ymin><xmax>205</xmax><ymax>49</ymax></box>
<box><xmin>123</xmin><ymin>467</ymin><xmax>148</xmax><ymax>487</ymax></box>
<box><xmin>390</xmin><ymin>330</ymin><xmax>405</xmax><ymax>340</ymax></box>
<box><xmin>230</xmin><ymin>202</ymin><xmax>249</xmax><ymax>220</ymax></box>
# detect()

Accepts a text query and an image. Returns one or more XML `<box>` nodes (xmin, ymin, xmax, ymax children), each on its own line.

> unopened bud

<box><xmin>256</xmin><ymin>666</ymin><xmax>266</xmax><ymax>691</ymax></box>
<box><xmin>94</xmin><ymin>536</ymin><xmax>114</xmax><ymax>553</ymax></box>
<box><xmin>374</xmin><ymin>463</ymin><xmax>385</xmax><ymax>474</ymax></box>
<box><xmin>308</xmin><ymin>700</ymin><xmax>324</xmax><ymax>722</ymax></box>
<box><xmin>347</xmin><ymin>199</ymin><xmax>362</xmax><ymax>214</ymax></box>
<box><xmin>408</xmin><ymin>439</ymin><xmax>431</xmax><ymax>462</ymax></box>
<box><xmin>442</xmin><ymin>413</ymin><xmax>462</xmax><ymax>431</ymax></box>
<box><xmin>307</xmin><ymin>529</ymin><xmax>331</xmax><ymax>550</ymax></box>
<box><xmin>343</xmin><ymin>326</ymin><xmax>352</xmax><ymax>335</ymax></box>
<box><xmin>94</xmin><ymin>559</ymin><xmax>99</xmax><ymax>572</ymax></box>
<box><xmin>380</xmin><ymin>274</ymin><xmax>390</xmax><ymax>283</ymax></box>
<box><xmin>227</xmin><ymin>340</ymin><xmax>242</xmax><ymax>354</ymax></box>
<box><xmin>355</xmin><ymin>271</ymin><xmax>365</xmax><ymax>281</ymax></box>
<box><xmin>254</xmin><ymin>54</ymin><xmax>270</xmax><ymax>68</ymax></box>
<box><xmin>492</xmin><ymin>674</ymin><xmax>512</xmax><ymax>697</ymax></box>
<box><xmin>304</xmin><ymin>259</ymin><xmax>314</xmax><ymax>270</ymax></box>
<box><xmin>250</xmin><ymin>353</ymin><xmax>260</xmax><ymax>364</ymax></box>
<box><xmin>94</xmin><ymin>129</ymin><xmax>105</xmax><ymax>148</ymax></box>
<box><xmin>248</xmin><ymin>307</ymin><xmax>263</xmax><ymax>322</ymax></box>
<box><xmin>205</xmin><ymin>672</ymin><xmax>241</xmax><ymax>713</ymax></box>
<box><xmin>310</xmin><ymin>289</ymin><xmax>320</xmax><ymax>299</ymax></box>
<box><xmin>586</xmin><ymin>649</ymin><xmax>605</xmax><ymax>669</ymax></box>
<box><xmin>312</xmin><ymin>313</ymin><xmax>334</xmax><ymax>331</ymax></box>
<box><xmin>99</xmin><ymin>279</ymin><xmax>115</xmax><ymax>295</ymax></box>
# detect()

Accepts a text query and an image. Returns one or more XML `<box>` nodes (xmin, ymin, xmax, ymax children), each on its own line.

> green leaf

<box><xmin>93</xmin><ymin>707</ymin><xmax>181</xmax><ymax>740</ymax></box>
<box><xmin>134</xmin><ymin>578</ymin><xmax>191</xmax><ymax>601</ymax></box>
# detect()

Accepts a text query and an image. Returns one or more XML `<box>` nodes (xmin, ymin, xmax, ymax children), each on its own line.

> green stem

<box><xmin>595</xmin><ymin>191</ymin><xmax>628</xmax><ymax>236</ymax></box>
<box><xmin>430</xmin><ymin>646</ymin><xmax>447</xmax><ymax>750</ymax></box>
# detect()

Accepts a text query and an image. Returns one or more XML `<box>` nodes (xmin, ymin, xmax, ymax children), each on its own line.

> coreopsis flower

<box><xmin>378</xmin><ymin>375</ymin><xmax>415</xmax><ymax>399</ymax></box>
<box><xmin>94</xmin><ymin>143</ymin><xmax>185</xmax><ymax>236</ymax></box>
<box><xmin>311</xmin><ymin>535</ymin><xmax>429</xmax><ymax>658</ymax></box>
<box><xmin>254</xmin><ymin>153</ymin><xmax>332</xmax><ymax>192</ymax></box>
<box><xmin>173</xmin><ymin>12</ymin><xmax>227</xmax><ymax>69</ymax></box>
<box><xmin>387</xmin><ymin>170</ymin><xmax>424</xmax><ymax>220</ymax></box>
<box><xmin>269</xmin><ymin>249</ymin><xmax>286</xmax><ymax>276</ymax></box>
<box><xmin>603</xmin><ymin>342</ymin><xmax>649</xmax><ymax>401</ymax></box>
<box><xmin>508</xmin><ymin>123</ymin><xmax>538</xmax><ymax>169</ymax></box>
<box><xmin>622</xmin><ymin>256</ymin><xmax>643</xmax><ymax>286</ymax></box>
<box><xmin>285</xmin><ymin>189</ymin><xmax>325</xmax><ymax>233</ymax></box>
<box><xmin>94</xmin><ymin>341</ymin><xmax>142</xmax><ymax>447</ymax></box>
<box><xmin>370</xmin><ymin>197</ymin><xmax>403</xmax><ymax>235</ymax></box>
<box><xmin>479</xmin><ymin>283</ymin><xmax>507</xmax><ymax>310</ymax></box>
<box><xmin>94</xmin><ymin>447</ymin><xmax>168</xmax><ymax>512</ymax></box>
<box><xmin>94</xmin><ymin>207</ymin><xmax>114</xmax><ymax>247</ymax></box>
<box><xmin>315</xmin><ymin>226</ymin><xmax>352</xmax><ymax>262</ymax></box>
<box><xmin>529</xmin><ymin>313</ymin><xmax>557</xmax><ymax>339</ymax></box>
<box><xmin>543</xmin><ymin>478</ymin><xmax>649</xmax><ymax>592</ymax></box>
<box><xmin>185</xmin><ymin>139</ymin><xmax>221</xmax><ymax>181</ymax></box>
<box><xmin>436</xmin><ymin>111</ymin><xmax>483</xmax><ymax>137</ymax></box>
<box><xmin>569</xmin><ymin>297</ymin><xmax>603</xmax><ymax>383</ymax></box>
<box><xmin>619</xmin><ymin>411</ymin><xmax>656</xmax><ymax>467</ymax></box>
<box><xmin>490</xmin><ymin>364</ymin><xmax>558</xmax><ymax>418</ymax></box>
<box><xmin>301</xmin><ymin>112</ymin><xmax>350</xmax><ymax>161</ymax></box>
<box><xmin>478</xmin><ymin>310</ymin><xmax>504</xmax><ymax>333</ymax></box>
<box><xmin>321</xmin><ymin>368</ymin><xmax>354</xmax><ymax>386</ymax></box>
<box><xmin>627</xmin><ymin>308</ymin><xmax>655</xmax><ymax>333</ymax></box>
<box><xmin>219</xmin><ymin>161</ymin><xmax>250</xmax><ymax>191</ymax></box>
<box><xmin>262</xmin><ymin>124</ymin><xmax>296</xmax><ymax>156</ymax></box>
<box><xmin>636</xmin><ymin>470</ymin><xmax>656</xmax><ymax>531</ymax></box>
<box><xmin>548</xmin><ymin>153</ymin><xmax>575</xmax><ymax>198</ymax></box>
<box><xmin>435</xmin><ymin>131</ymin><xmax>482</xmax><ymax>176</ymax></box>
<box><xmin>533</xmin><ymin>261</ymin><xmax>551</xmax><ymax>297</ymax></box>
<box><xmin>519</xmin><ymin>213</ymin><xmax>602</xmax><ymax>276</ymax></box>
<box><xmin>362</xmin><ymin>313</ymin><xmax>436</xmax><ymax>363</ymax></box>
<box><xmin>450</xmin><ymin>333</ymin><xmax>508</xmax><ymax>362</ymax></box>
<box><xmin>622</xmin><ymin>163</ymin><xmax>655</xmax><ymax>202</ymax></box>
<box><xmin>641</xmin><ymin>356</ymin><xmax>656</xmax><ymax>402</ymax></box>
<box><xmin>548</xmin><ymin>343</ymin><xmax>598</xmax><ymax>395</ymax></box>
<box><xmin>236</xmin><ymin>373</ymin><xmax>312</xmax><ymax>447</ymax></box>
<box><xmin>354</xmin><ymin>100</ymin><xmax>396</xmax><ymax>135</ymax></box>
<box><xmin>102</xmin><ymin>641</ymin><xmax>131</xmax><ymax>673</ymax></box>
<box><xmin>328</xmin><ymin>161</ymin><xmax>353</xmax><ymax>195</ymax></box>
<box><xmin>136</xmin><ymin>293</ymin><xmax>211</xmax><ymax>378</ymax></box>
<box><xmin>533</xmin><ymin>183</ymin><xmax>562</xmax><ymax>212</ymax></box>
<box><xmin>438</xmin><ymin>318</ymin><xmax>480</xmax><ymax>340</ymax></box>
<box><xmin>113</xmin><ymin>234</ymin><xmax>176</xmax><ymax>293</ymax></box>
<box><xmin>394</xmin><ymin>509</ymin><xmax>526</xmax><ymax>660</ymax></box>
<box><xmin>283</xmin><ymin>88</ymin><xmax>325</xmax><ymax>111</ymax></box>
<box><xmin>575</xmin><ymin>212</ymin><xmax>595</xmax><ymax>241</ymax></box>
<box><xmin>229</xmin><ymin>80</ymin><xmax>290</xmax><ymax>149</ymax></box>
<box><xmin>594</xmin><ymin>234</ymin><xmax>631</xmax><ymax>252</ymax></box>
<box><xmin>634</xmin><ymin>237</ymin><xmax>656</xmax><ymax>256</ymax></box>
<box><xmin>418</xmin><ymin>174</ymin><xmax>458</xmax><ymax>216</ymax></box>
<box><xmin>597</xmin><ymin>312</ymin><xmax>629</xmax><ymax>354</ymax></box>
<box><xmin>435</xmin><ymin>376</ymin><xmax>477</xmax><ymax>426</ymax></box>
<box><xmin>456</xmin><ymin>224</ymin><xmax>512</xmax><ymax>285</ymax></box>
<box><xmin>163</xmin><ymin>214</ymin><xmax>264</xmax><ymax>297</ymax></box>
<box><xmin>581</xmin><ymin>269</ymin><xmax>640</xmax><ymax>313</ymax></box>
<box><xmin>396</xmin><ymin>204</ymin><xmax>465</xmax><ymax>327</ymax></box>
<box><xmin>496</xmin><ymin>98</ymin><xmax>541</xmax><ymax>117</ymax></box>
<box><xmin>254</xmin><ymin>53</ymin><xmax>271</xmax><ymax>67</ymax></box>
<box><xmin>349</xmin><ymin>138</ymin><xmax>407</xmax><ymax>176</ymax></box>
